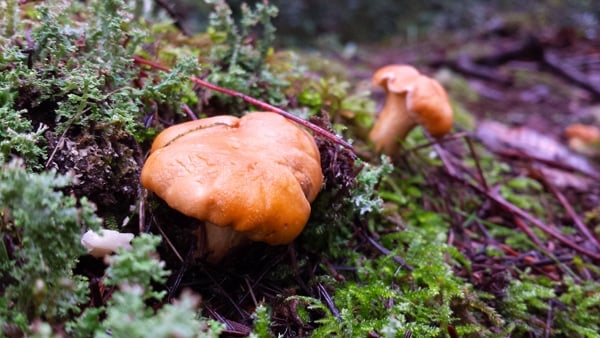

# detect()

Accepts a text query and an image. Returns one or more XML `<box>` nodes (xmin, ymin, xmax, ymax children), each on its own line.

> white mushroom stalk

<box><xmin>81</xmin><ymin>228</ymin><xmax>134</xmax><ymax>258</ymax></box>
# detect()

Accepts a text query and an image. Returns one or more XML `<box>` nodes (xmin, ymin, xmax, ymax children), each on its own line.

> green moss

<box><xmin>0</xmin><ymin>159</ymin><xmax>101</xmax><ymax>331</ymax></box>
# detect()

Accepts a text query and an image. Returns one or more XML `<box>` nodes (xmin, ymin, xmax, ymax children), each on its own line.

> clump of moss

<box><xmin>0</xmin><ymin>159</ymin><xmax>101</xmax><ymax>332</ymax></box>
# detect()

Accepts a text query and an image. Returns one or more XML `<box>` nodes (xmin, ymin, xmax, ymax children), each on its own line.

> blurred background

<box><xmin>170</xmin><ymin>0</ymin><xmax>599</xmax><ymax>47</ymax></box>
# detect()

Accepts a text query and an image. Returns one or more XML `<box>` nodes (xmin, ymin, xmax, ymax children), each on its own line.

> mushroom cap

<box><xmin>141</xmin><ymin>112</ymin><xmax>323</xmax><ymax>245</ymax></box>
<box><xmin>372</xmin><ymin>64</ymin><xmax>421</xmax><ymax>93</ymax></box>
<box><xmin>406</xmin><ymin>75</ymin><xmax>454</xmax><ymax>138</ymax></box>
<box><xmin>565</xmin><ymin>123</ymin><xmax>600</xmax><ymax>144</ymax></box>
<box><xmin>369</xmin><ymin>64</ymin><xmax>454</xmax><ymax>155</ymax></box>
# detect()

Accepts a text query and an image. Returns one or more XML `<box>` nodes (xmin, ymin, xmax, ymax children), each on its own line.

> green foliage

<box><xmin>203</xmin><ymin>0</ymin><xmax>291</xmax><ymax>110</ymax></box>
<box><xmin>349</xmin><ymin>157</ymin><xmax>393</xmax><ymax>216</ymax></box>
<box><xmin>501</xmin><ymin>277</ymin><xmax>556</xmax><ymax>335</ymax></box>
<box><xmin>69</xmin><ymin>234</ymin><xmax>224</xmax><ymax>338</ymax></box>
<box><xmin>298</xmin><ymin>77</ymin><xmax>375</xmax><ymax>125</ymax></box>
<box><xmin>31</xmin><ymin>0</ymin><xmax>147</xmax><ymax>137</ymax></box>
<box><xmin>555</xmin><ymin>277</ymin><xmax>600</xmax><ymax>337</ymax></box>
<box><xmin>0</xmin><ymin>0</ymin><xmax>221</xmax><ymax>170</ymax></box>
<box><xmin>0</xmin><ymin>0</ymin><xmax>19</xmax><ymax>43</ymax></box>
<box><xmin>0</xmin><ymin>159</ymin><xmax>101</xmax><ymax>330</ymax></box>
<box><xmin>104</xmin><ymin>234</ymin><xmax>169</xmax><ymax>288</ymax></box>
<box><xmin>0</xmin><ymin>79</ymin><xmax>47</xmax><ymax>168</ymax></box>
<box><xmin>303</xmin><ymin>158</ymin><xmax>392</xmax><ymax>260</ymax></box>
<box><xmin>249</xmin><ymin>304</ymin><xmax>273</xmax><ymax>338</ymax></box>
<box><xmin>500</xmin><ymin>176</ymin><xmax>544</xmax><ymax>215</ymax></box>
<box><xmin>298</xmin><ymin>157</ymin><xmax>499</xmax><ymax>337</ymax></box>
<box><xmin>139</xmin><ymin>55</ymin><xmax>200</xmax><ymax>122</ymax></box>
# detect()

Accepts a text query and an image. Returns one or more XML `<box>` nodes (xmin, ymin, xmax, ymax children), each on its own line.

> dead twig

<box><xmin>181</xmin><ymin>103</ymin><xmax>198</xmax><ymax>120</ymax></box>
<box><xmin>244</xmin><ymin>276</ymin><xmax>259</xmax><ymax>308</ymax></box>
<box><xmin>151</xmin><ymin>214</ymin><xmax>184</xmax><ymax>263</ymax></box>
<box><xmin>512</xmin><ymin>215</ymin><xmax>547</xmax><ymax>249</ymax></box>
<box><xmin>493</xmin><ymin>148</ymin><xmax>600</xmax><ymax>181</ymax></box>
<box><xmin>464</xmin><ymin>135</ymin><xmax>490</xmax><ymax>192</ymax></box>
<box><xmin>432</xmin><ymin>142</ymin><xmax>600</xmax><ymax>261</ymax></box>
<box><xmin>362</xmin><ymin>233</ymin><xmax>414</xmax><ymax>271</ymax></box>
<box><xmin>430</xmin><ymin>34</ymin><xmax>600</xmax><ymax>99</ymax></box>
<box><xmin>538</xmin><ymin>170</ymin><xmax>600</xmax><ymax>250</ymax></box>
<box><xmin>203</xmin><ymin>305</ymin><xmax>251</xmax><ymax>337</ymax></box>
<box><xmin>167</xmin><ymin>245</ymin><xmax>195</xmax><ymax>301</ymax></box>
<box><xmin>544</xmin><ymin>300</ymin><xmax>555</xmax><ymax>338</ymax></box>
<box><xmin>317</xmin><ymin>283</ymin><xmax>340</xmax><ymax>319</ymax></box>
<box><xmin>203</xmin><ymin>268</ymin><xmax>249</xmax><ymax>319</ymax></box>
<box><xmin>430</xmin><ymin>55</ymin><xmax>512</xmax><ymax>85</ymax></box>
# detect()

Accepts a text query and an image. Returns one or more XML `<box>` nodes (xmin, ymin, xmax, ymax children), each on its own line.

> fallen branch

<box><xmin>132</xmin><ymin>55</ymin><xmax>357</xmax><ymax>156</ymax></box>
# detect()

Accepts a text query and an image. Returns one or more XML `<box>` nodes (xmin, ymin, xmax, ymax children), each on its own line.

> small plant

<box><xmin>250</xmin><ymin>304</ymin><xmax>273</xmax><ymax>338</ymax></box>
<box><xmin>0</xmin><ymin>159</ymin><xmax>101</xmax><ymax>332</ymax></box>
<box><xmin>69</xmin><ymin>234</ymin><xmax>224</xmax><ymax>338</ymax></box>
<box><xmin>202</xmin><ymin>0</ymin><xmax>291</xmax><ymax>110</ymax></box>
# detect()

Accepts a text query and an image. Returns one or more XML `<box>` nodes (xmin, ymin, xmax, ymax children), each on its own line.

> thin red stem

<box><xmin>132</xmin><ymin>55</ymin><xmax>356</xmax><ymax>154</ymax></box>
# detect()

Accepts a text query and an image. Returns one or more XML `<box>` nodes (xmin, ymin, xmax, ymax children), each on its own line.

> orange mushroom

<box><xmin>564</xmin><ymin>123</ymin><xmax>600</xmax><ymax>156</ymax></box>
<box><xmin>141</xmin><ymin>112</ymin><xmax>323</xmax><ymax>262</ymax></box>
<box><xmin>369</xmin><ymin>64</ymin><xmax>453</xmax><ymax>155</ymax></box>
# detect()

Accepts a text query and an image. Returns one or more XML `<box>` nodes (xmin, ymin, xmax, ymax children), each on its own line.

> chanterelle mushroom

<box><xmin>369</xmin><ymin>64</ymin><xmax>453</xmax><ymax>155</ymax></box>
<box><xmin>141</xmin><ymin>112</ymin><xmax>323</xmax><ymax>262</ymax></box>
<box><xmin>564</xmin><ymin>123</ymin><xmax>600</xmax><ymax>156</ymax></box>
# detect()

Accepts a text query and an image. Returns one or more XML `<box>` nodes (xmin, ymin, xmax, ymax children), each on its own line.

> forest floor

<box><xmin>361</xmin><ymin>26</ymin><xmax>600</xmax><ymax>140</ymax></box>
<box><xmin>348</xmin><ymin>23</ymin><xmax>600</xmax><ymax>203</ymax></box>
<box><xmin>4</xmin><ymin>3</ymin><xmax>600</xmax><ymax>336</ymax></box>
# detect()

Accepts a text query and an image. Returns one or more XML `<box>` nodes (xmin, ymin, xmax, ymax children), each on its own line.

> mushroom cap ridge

<box><xmin>141</xmin><ymin>112</ymin><xmax>323</xmax><ymax>245</ymax></box>
<box><xmin>372</xmin><ymin>64</ymin><xmax>421</xmax><ymax>93</ymax></box>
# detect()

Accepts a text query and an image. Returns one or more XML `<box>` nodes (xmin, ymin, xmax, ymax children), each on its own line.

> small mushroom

<box><xmin>564</xmin><ymin>123</ymin><xmax>600</xmax><ymax>156</ymax></box>
<box><xmin>141</xmin><ymin>112</ymin><xmax>323</xmax><ymax>262</ymax></box>
<box><xmin>81</xmin><ymin>228</ymin><xmax>134</xmax><ymax>258</ymax></box>
<box><xmin>369</xmin><ymin>64</ymin><xmax>454</xmax><ymax>155</ymax></box>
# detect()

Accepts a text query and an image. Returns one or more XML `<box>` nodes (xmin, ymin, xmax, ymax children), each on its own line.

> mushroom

<box><xmin>141</xmin><ymin>112</ymin><xmax>323</xmax><ymax>262</ymax></box>
<box><xmin>564</xmin><ymin>123</ymin><xmax>600</xmax><ymax>156</ymax></box>
<box><xmin>81</xmin><ymin>228</ymin><xmax>134</xmax><ymax>258</ymax></box>
<box><xmin>369</xmin><ymin>64</ymin><xmax>454</xmax><ymax>155</ymax></box>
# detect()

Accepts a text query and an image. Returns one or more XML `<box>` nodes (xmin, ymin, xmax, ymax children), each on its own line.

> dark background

<box><xmin>172</xmin><ymin>0</ymin><xmax>599</xmax><ymax>46</ymax></box>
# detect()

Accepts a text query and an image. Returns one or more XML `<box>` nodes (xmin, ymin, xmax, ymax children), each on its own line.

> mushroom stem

<box><xmin>369</xmin><ymin>92</ymin><xmax>417</xmax><ymax>155</ymax></box>
<box><xmin>199</xmin><ymin>222</ymin><xmax>249</xmax><ymax>263</ymax></box>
